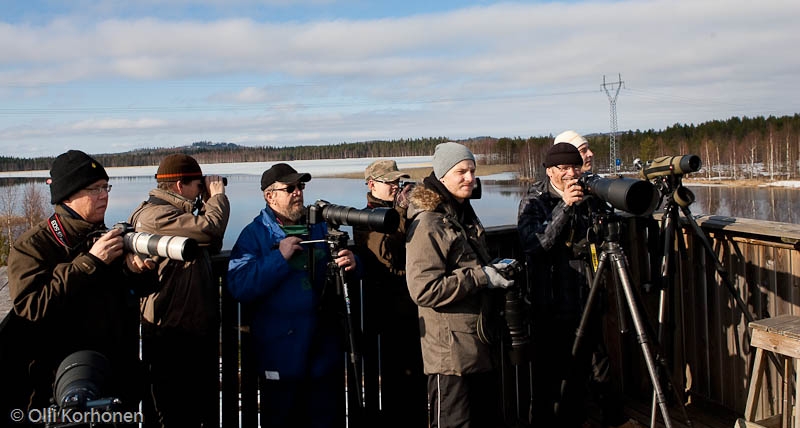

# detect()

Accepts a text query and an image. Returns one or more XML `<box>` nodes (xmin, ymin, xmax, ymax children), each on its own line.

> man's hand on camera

<box><xmin>483</xmin><ymin>265</ymin><xmax>514</xmax><ymax>289</ymax></box>
<box><xmin>562</xmin><ymin>178</ymin><xmax>584</xmax><ymax>206</ymax></box>
<box><xmin>90</xmin><ymin>228</ymin><xmax>125</xmax><ymax>264</ymax></box>
<box><xmin>278</xmin><ymin>236</ymin><xmax>303</xmax><ymax>261</ymax></box>
<box><xmin>334</xmin><ymin>249</ymin><xmax>356</xmax><ymax>272</ymax></box>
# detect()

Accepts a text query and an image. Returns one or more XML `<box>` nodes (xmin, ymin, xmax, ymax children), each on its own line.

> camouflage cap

<box><xmin>364</xmin><ymin>159</ymin><xmax>410</xmax><ymax>182</ymax></box>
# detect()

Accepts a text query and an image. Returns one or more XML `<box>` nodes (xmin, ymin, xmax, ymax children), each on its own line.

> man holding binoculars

<box><xmin>128</xmin><ymin>153</ymin><xmax>230</xmax><ymax>427</ymax></box>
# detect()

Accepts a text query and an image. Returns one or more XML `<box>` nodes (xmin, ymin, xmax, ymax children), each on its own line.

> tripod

<box><xmin>317</xmin><ymin>228</ymin><xmax>365</xmax><ymax>412</ymax></box>
<box><xmin>565</xmin><ymin>212</ymin><xmax>690</xmax><ymax>428</ymax></box>
<box><xmin>650</xmin><ymin>174</ymin><xmax>776</xmax><ymax>426</ymax></box>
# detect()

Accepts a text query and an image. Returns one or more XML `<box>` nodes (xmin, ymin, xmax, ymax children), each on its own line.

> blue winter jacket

<box><xmin>227</xmin><ymin>205</ymin><xmax>348</xmax><ymax>380</ymax></box>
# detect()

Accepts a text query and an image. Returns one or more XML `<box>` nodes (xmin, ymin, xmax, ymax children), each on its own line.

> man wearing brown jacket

<box><xmin>6</xmin><ymin>150</ymin><xmax>156</xmax><ymax>417</ymax></box>
<box><xmin>354</xmin><ymin>159</ymin><xmax>426</xmax><ymax>427</ymax></box>
<box><xmin>405</xmin><ymin>143</ymin><xmax>513</xmax><ymax>428</ymax></box>
<box><xmin>128</xmin><ymin>154</ymin><xmax>229</xmax><ymax>427</ymax></box>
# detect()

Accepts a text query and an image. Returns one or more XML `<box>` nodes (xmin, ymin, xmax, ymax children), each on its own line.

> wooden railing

<box><xmin>3</xmin><ymin>215</ymin><xmax>800</xmax><ymax>426</ymax></box>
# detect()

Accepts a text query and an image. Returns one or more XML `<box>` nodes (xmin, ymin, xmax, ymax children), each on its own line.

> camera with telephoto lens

<box><xmin>307</xmin><ymin>199</ymin><xmax>400</xmax><ymax>233</ymax></box>
<box><xmin>53</xmin><ymin>350</ymin><xmax>117</xmax><ymax>411</ymax></box>
<box><xmin>492</xmin><ymin>258</ymin><xmax>530</xmax><ymax>365</ymax></box>
<box><xmin>107</xmin><ymin>222</ymin><xmax>199</xmax><ymax>262</ymax></box>
<box><xmin>636</xmin><ymin>154</ymin><xmax>701</xmax><ymax>180</ymax></box>
<box><xmin>577</xmin><ymin>172</ymin><xmax>658</xmax><ymax>216</ymax></box>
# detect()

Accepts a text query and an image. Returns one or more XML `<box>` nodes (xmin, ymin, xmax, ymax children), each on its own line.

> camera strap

<box><xmin>48</xmin><ymin>213</ymin><xmax>72</xmax><ymax>249</ymax></box>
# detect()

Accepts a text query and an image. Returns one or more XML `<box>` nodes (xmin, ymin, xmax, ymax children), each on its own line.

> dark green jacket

<box><xmin>7</xmin><ymin>204</ymin><xmax>156</xmax><ymax>409</ymax></box>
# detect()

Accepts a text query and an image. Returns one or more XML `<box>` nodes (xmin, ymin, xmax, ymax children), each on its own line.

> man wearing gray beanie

<box><xmin>405</xmin><ymin>142</ymin><xmax>510</xmax><ymax>427</ymax></box>
<box><xmin>432</xmin><ymin>141</ymin><xmax>477</xmax><ymax>179</ymax></box>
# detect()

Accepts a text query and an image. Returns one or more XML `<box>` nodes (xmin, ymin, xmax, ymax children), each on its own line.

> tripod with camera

<box><xmin>563</xmin><ymin>210</ymin><xmax>692</xmax><ymax>428</ymax></box>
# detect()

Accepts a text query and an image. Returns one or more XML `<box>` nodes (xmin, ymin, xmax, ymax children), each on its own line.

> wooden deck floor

<box><xmin>589</xmin><ymin>395</ymin><xmax>741</xmax><ymax>428</ymax></box>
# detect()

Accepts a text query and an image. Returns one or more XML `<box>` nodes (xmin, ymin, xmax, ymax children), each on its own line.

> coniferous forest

<box><xmin>1</xmin><ymin>114</ymin><xmax>799</xmax><ymax>180</ymax></box>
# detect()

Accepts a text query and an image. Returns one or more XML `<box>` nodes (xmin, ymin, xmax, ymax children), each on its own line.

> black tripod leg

<box><xmin>652</xmin><ymin>203</ymin><xmax>681</xmax><ymax>427</ymax></box>
<box><xmin>339</xmin><ymin>266</ymin><xmax>365</xmax><ymax>411</ymax></box>
<box><xmin>608</xmin><ymin>246</ymin><xmax>676</xmax><ymax>428</ymax></box>
<box><xmin>555</xmin><ymin>251</ymin><xmax>610</xmax><ymax>418</ymax></box>
<box><xmin>678</xmin><ymin>207</ymin><xmax>783</xmax><ymax>372</ymax></box>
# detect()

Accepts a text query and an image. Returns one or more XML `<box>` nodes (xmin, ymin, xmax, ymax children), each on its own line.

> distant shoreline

<box><xmin>328</xmin><ymin>163</ymin><xmax>515</xmax><ymax>180</ymax></box>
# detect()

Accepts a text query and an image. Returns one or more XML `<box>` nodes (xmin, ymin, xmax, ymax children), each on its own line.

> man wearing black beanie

<box><xmin>517</xmin><ymin>143</ymin><xmax>639</xmax><ymax>428</ymax></box>
<box><xmin>6</xmin><ymin>149</ymin><xmax>157</xmax><ymax>417</ymax></box>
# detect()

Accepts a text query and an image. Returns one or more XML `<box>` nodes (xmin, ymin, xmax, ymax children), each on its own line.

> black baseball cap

<box><xmin>260</xmin><ymin>163</ymin><xmax>311</xmax><ymax>191</ymax></box>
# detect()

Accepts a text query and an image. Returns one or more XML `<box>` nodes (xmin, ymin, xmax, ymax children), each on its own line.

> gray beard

<box><xmin>273</xmin><ymin>203</ymin><xmax>304</xmax><ymax>224</ymax></box>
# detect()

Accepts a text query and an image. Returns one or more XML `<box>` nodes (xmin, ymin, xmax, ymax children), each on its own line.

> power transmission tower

<box><xmin>602</xmin><ymin>74</ymin><xmax>624</xmax><ymax>174</ymax></box>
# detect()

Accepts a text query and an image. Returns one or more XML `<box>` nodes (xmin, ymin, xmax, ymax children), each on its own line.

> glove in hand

<box><xmin>483</xmin><ymin>265</ymin><xmax>514</xmax><ymax>289</ymax></box>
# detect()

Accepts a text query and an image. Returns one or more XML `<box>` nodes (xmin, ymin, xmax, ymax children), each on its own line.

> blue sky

<box><xmin>1</xmin><ymin>0</ymin><xmax>798</xmax><ymax>158</ymax></box>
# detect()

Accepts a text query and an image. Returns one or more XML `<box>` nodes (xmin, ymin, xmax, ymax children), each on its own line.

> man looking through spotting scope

<box><xmin>5</xmin><ymin>150</ymin><xmax>157</xmax><ymax>416</ymax></box>
<box><xmin>405</xmin><ymin>142</ymin><xmax>512</xmax><ymax>428</ymax></box>
<box><xmin>227</xmin><ymin>163</ymin><xmax>357</xmax><ymax>428</ymax></box>
<box><xmin>517</xmin><ymin>142</ymin><xmax>639</xmax><ymax>428</ymax></box>
<box><xmin>128</xmin><ymin>153</ymin><xmax>230</xmax><ymax>427</ymax></box>
<box><xmin>353</xmin><ymin>159</ymin><xmax>427</xmax><ymax>427</ymax></box>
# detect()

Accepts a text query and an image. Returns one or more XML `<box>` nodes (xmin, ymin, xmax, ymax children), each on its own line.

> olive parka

<box><xmin>404</xmin><ymin>174</ymin><xmax>495</xmax><ymax>376</ymax></box>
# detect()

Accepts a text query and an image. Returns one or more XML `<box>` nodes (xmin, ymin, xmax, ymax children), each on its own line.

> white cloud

<box><xmin>0</xmin><ymin>0</ymin><xmax>798</xmax><ymax>156</ymax></box>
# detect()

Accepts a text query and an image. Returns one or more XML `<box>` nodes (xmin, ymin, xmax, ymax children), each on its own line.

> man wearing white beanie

<box><xmin>555</xmin><ymin>130</ymin><xmax>594</xmax><ymax>173</ymax></box>
<box><xmin>405</xmin><ymin>142</ymin><xmax>510</xmax><ymax>427</ymax></box>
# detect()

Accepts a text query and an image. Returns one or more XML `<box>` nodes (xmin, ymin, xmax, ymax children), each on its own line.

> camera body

<box><xmin>493</xmin><ymin>258</ymin><xmax>523</xmax><ymax>279</ymax></box>
<box><xmin>109</xmin><ymin>222</ymin><xmax>199</xmax><ymax>262</ymax></box>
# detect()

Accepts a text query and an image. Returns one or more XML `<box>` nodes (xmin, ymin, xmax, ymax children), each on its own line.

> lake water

<box><xmin>2</xmin><ymin>157</ymin><xmax>798</xmax><ymax>250</ymax></box>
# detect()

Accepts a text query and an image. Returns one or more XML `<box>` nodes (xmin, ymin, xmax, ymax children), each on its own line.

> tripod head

<box><xmin>650</xmin><ymin>173</ymin><xmax>695</xmax><ymax>210</ymax></box>
<box><xmin>591</xmin><ymin>211</ymin><xmax>625</xmax><ymax>244</ymax></box>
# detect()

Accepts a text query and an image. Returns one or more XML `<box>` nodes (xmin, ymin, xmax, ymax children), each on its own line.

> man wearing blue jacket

<box><xmin>227</xmin><ymin>163</ymin><xmax>357</xmax><ymax>428</ymax></box>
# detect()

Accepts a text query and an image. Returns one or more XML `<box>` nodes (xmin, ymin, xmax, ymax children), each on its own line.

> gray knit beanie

<box><xmin>433</xmin><ymin>142</ymin><xmax>476</xmax><ymax>178</ymax></box>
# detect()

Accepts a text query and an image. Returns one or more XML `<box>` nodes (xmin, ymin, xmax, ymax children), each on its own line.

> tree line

<box><xmin>3</xmin><ymin>115</ymin><xmax>799</xmax><ymax>181</ymax></box>
<box><xmin>509</xmin><ymin>114</ymin><xmax>800</xmax><ymax>180</ymax></box>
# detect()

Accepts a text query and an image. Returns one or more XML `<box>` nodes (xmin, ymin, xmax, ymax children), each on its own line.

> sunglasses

<box><xmin>271</xmin><ymin>182</ymin><xmax>306</xmax><ymax>194</ymax></box>
<box><xmin>374</xmin><ymin>179</ymin><xmax>400</xmax><ymax>186</ymax></box>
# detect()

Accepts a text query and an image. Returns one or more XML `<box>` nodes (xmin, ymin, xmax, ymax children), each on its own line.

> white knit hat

<box><xmin>554</xmin><ymin>130</ymin><xmax>588</xmax><ymax>149</ymax></box>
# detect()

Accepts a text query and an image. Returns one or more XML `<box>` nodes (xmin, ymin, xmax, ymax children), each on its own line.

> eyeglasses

<box><xmin>84</xmin><ymin>185</ymin><xmax>112</xmax><ymax>195</ymax></box>
<box><xmin>553</xmin><ymin>165</ymin><xmax>582</xmax><ymax>173</ymax></box>
<box><xmin>374</xmin><ymin>179</ymin><xmax>400</xmax><ymax>187</ymax></box>
<box><xmin>271</xmin><ymin>182</ymin><xmax>306</xmax><ymax>194</ymax></box>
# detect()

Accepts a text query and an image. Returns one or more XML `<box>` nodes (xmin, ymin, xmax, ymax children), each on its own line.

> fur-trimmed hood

<box><xmin>407</xmin><ymin>184</ymin><xmax>444</xmax><ymax>217</ymax></box>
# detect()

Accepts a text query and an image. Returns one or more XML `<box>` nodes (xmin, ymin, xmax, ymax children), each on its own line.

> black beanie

<box><xmin>48</xmin><ymin>150</ymin><xmax>109</xmax><ymax>204</ymax></box>
<box><xmin>544</xmin><ymin>143</ymin><xmax>583</xmax><ymax>168</ymax></box>
<box><xmin>155</xmin><ymin>154</ymin><xmax>203</xmax><ymax>182</ymax></box>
